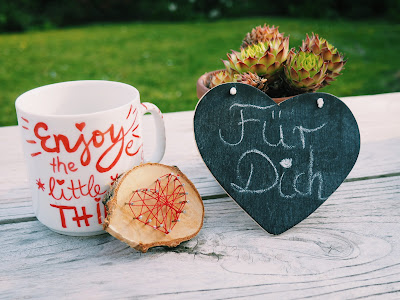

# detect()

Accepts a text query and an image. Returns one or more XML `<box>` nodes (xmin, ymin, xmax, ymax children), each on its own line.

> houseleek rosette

<box><xmin>301</xmin><ymin>33</ymin><xmax>346</xmax><ymax>86</ymax></box>
<box><xmin>207</xmin><ymin>70</ymin><xmax>269</xmax><ymax>95</ymax></box>
<box><xmin>284</xmin><ymin>49</ymin><xmax>328</xmax><ymax>92</ymax></box>
<box><xmin>241</xmin><ymin>24</ymin><xmax>284</xmax><ymax>48</ymax></box>
<box><xmin>223</xmin><ymin>37</ymin><xmax>289</xmax><ymax>79</ymax></box>
<box><xmin>236</xmin><ymin>72</ymin><xmax>268</xmax><ymax>93</ymax></box>
<box><xmin>208</xmin><ymin>70</ymin><xmax>235</xmax><ymax>88</ymax></box>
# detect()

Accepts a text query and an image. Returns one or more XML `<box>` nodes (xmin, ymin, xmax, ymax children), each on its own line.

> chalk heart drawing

<box><xmin>194</xmin><ymin>83</ymin><xmax>360</xmax><ymax>235</ymax></box>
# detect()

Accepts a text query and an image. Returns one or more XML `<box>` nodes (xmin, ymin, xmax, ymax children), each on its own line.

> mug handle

<box><xmin>140</xmin><ymin>102</ymin><xmax>166</xmax><ymax>163</ymax></box>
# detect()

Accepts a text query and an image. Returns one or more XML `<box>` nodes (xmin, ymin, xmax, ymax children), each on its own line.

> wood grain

<box><xmin>0</xmin><ymin>92</ymin><xmax>399</xmax><ymax>299</ymax></box>
<box><xmin>1</xmin><ymin>176</ymin><xmax>399</xmax><ymax>298</ymax></box>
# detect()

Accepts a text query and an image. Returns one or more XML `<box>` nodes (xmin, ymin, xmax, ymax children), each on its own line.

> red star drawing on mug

<box><xmin>36</xmin><ymin>178</ymin><xmax>45</xmax><ymax>191</ymax></box>
<box><xmin>110</xmin><ymin>173</ymin><xmax>120</xmax><ymax>186</ymax></box>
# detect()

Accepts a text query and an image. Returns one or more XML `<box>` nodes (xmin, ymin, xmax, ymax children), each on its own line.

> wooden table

<box><xmin>1</xmin><ymin>92</ymin><xmax>399</xmax><ymax>299</ymax></box>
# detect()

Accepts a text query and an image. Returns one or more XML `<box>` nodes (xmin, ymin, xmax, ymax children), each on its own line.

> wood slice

<box><xmin>103</xmin><ymin>163</ymin><xmax>204</xmax><ymax>252</ymax></box>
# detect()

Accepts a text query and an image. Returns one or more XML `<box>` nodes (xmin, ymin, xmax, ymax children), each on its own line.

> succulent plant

<box><xmin>236</xmin><ymin>72</ymin><xmax>268</xmax><ymax>93</ymax></box>
<box><xmin>301</xmin><ymin>33</ymin><xmax>334</xmax><ymax>54</ymax></box>
<box><xmin>301</xmin><ymin>33</ymin><xmax>346</xmax><ymax>86</ymax></box>
<box><xmin>201</xmin><ymin>23</ymin><xmax>346</xmax><ymax>99</ymax></box>
<box><xmin>284</xmin><ymin>49</ymin><xmax>328</xmax><ymax>92</ymax></box>
<box><xmin>241</xmin><ymin>24</ymin><xmax>284</xmax><ymax>48</ymax></box>
<box><xmin>208</xmin><ymin>70</ymin><xmax>236</xmax><ymax>88</ymax></box>
<box><xmin>223</xmin><ymin>37</ymin><xmax>289</xmax><ymax>79</ymax></box>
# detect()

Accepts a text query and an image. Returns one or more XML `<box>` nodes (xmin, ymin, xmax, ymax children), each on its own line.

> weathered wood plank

<box><xmin>1</xmin><ymin>93</ymin><xmax>399</xmax><ymax>298</ymax></box>
<box><xmin>1</xmin><ymin>93</ymin><xmax>400</xmax><ymax>223</ymax></box>
<box><xmin>1</xmin><ymin>132</ymin><xmax>399</xmax><ymax>223</ymax></box>
<box><xmin>343</xmin><ymin>92</ymin><xmax>400</xmax><ymax>143</ymax></box>
<box><xmin>0</xmin><ymin>176</ymin><xmax>399</xmax><ymax>299</ymax></box>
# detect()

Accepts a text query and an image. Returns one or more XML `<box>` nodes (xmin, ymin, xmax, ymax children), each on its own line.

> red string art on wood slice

<box><xmin>103</xmin><ymin>163</ymin><xmax>204</xmax><ymax>252</ymax></box>
<box><xmin>127</xmin><ymin>173</ymin><xmax>188</xmax><ymax>234</ymax></box>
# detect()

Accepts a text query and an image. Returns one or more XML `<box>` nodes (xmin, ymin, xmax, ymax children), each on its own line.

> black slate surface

<box><xmin>194</xmin><ymin>83</ymin><xmax>360</xmax><ymax>235</ymax></box>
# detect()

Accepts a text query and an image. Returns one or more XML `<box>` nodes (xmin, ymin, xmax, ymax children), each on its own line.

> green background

<box><xmin>1</xmin><ymin>17</ymin><xmax>399</xmax><ymax>126</ymax></box>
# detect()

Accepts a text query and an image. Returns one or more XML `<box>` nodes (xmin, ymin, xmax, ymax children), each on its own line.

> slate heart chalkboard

<box><xmin>194</xmin><ymin>83</ymin><xmax>360</xmax><ymax>235</ymax></box>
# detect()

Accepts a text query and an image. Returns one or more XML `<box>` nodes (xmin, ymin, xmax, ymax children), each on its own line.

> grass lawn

<box><xmin>1</xmin><ymin>17</ymin><xmax>399</xmax><ymax>126</ymax></box>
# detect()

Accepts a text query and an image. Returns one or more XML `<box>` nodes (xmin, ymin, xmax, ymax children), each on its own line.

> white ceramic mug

<box><xmin>15</xmin><ymin>80</ymin><xmax>166</xmax><ymax>236</ymax></box>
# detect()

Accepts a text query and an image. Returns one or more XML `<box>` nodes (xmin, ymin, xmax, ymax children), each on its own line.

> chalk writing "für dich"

<box><xmin>219</xmin><ymin>103</ymin><xmax>328</xmax><ymax>200</ymax></box>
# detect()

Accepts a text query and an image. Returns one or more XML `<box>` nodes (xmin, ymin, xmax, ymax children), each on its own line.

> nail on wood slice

<box><xmin>103</xmin><ymin>163</ymin><xmax>204</xmax><ymax>253</ymax></box>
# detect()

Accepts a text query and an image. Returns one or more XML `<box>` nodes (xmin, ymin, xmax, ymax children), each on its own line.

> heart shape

<box><xmin>56</xmin><ymin>179</ymin><xmax>65</xmax><ymax>185</ymax></box>
<box><xmin>127</xmin><ymin>173</ymin><xmax>187</xmax><ymax>234</ymax></box>
<box><xmin>194</xmin><ymin>83</ymin><xmax>360</xmax><ymax>234</ymax></box>
<box><xmin>75</xmin><ymin>122</ymin><xmax>86</xmax><ymax>131</ymax></box>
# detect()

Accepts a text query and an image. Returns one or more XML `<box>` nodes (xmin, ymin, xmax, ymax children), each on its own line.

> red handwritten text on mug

<box><xmin>33</xmin><ymin>108</ymin><xmax>140</xmax><ymax>173</ymax></box>
<box><xmin>48</xmin><ymin>174</ymin><xmax>106</xmax><ymax>201</ymax></box>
